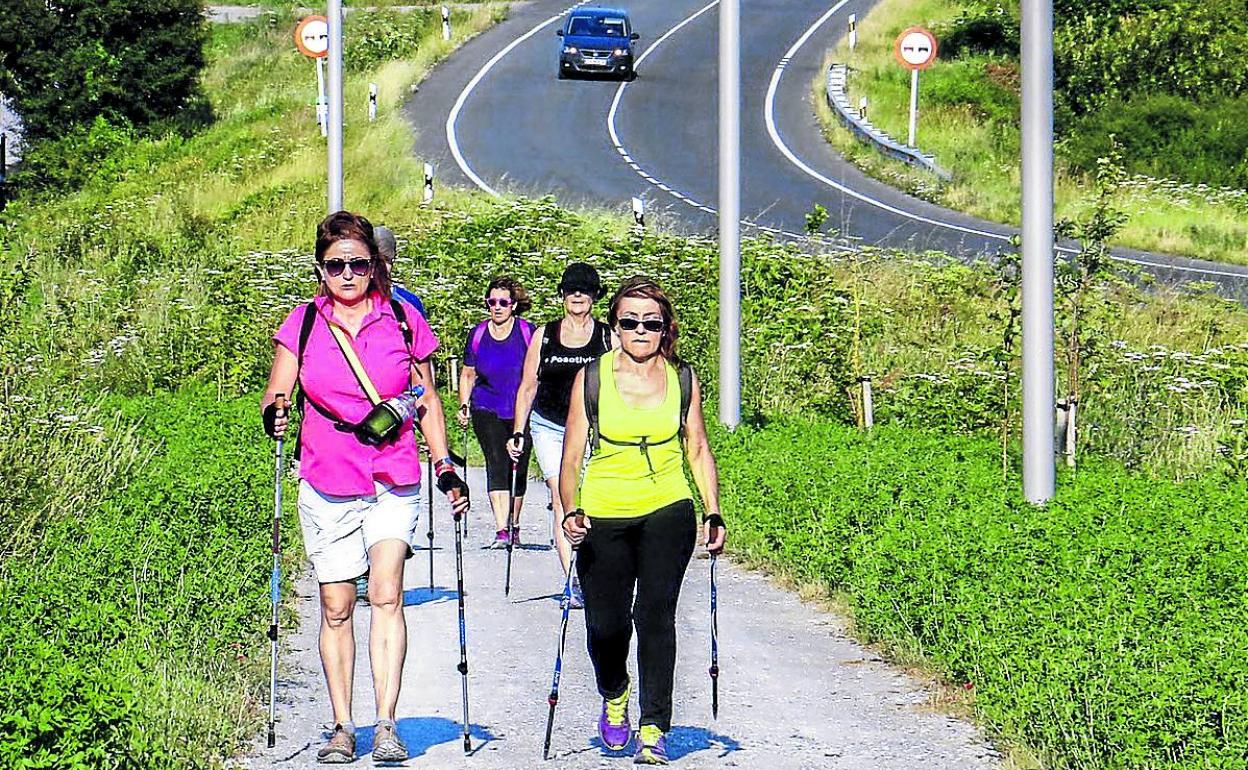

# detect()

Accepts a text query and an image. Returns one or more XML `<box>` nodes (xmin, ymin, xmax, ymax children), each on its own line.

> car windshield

<box><xmin>567</xmin><ymin>15</ymin><xmax>628</xmax><ymax>37</ymax></box>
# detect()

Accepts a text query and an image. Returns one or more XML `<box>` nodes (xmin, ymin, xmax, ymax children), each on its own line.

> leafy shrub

<box><xmin>1064</xmin><ymin>94</ymin><xmax>1248</xmax><ymax>189</ymax></box>
<box><xmin>716</xmin><ymin>419</ymin><xmax>1248</xmax><ymax>769</ymax></box>
<box><xmin>936</xmin><ymin>6</ymin><xmax>1019</xmax><ymax>59</ymax></box>
<box><xmin>0</xmin><ymin>391</ymin><xmax>292</xmax><ymax>769</ymax></box>
<box><xmin>347</xmin><ymin>10</ymin><xmax>439</xmax><ymax>72</ymax></box>
<box><xmin>1054</xmin><ymin>1</ymin><xmax>1248</xmax><ymax>117</ymax></box>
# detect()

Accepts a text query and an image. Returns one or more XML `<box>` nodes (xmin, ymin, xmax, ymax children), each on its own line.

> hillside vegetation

<box><xmin>818</xmin><ymin>0</ymin><xmax>1248</xmax><ymax>263</ymax></box>
<box><xmin>1</xmin><ymin>7</ymin><xmax>1247</xmax><ymax>770</ymax></box>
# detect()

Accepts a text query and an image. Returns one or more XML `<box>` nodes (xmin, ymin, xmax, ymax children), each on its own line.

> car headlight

<box><xmin>613</xmin><ymin>48</ymin><xmax>627</xmax><ymax>56</ymax></box>
<box><xmin>563</xmin><ymin>45</ymin><xmax>578</xmax><ymax>54</ymax></box>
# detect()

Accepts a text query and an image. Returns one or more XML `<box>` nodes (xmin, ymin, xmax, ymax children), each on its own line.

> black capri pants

<box><xmin>577</xmin><ymin>499</ymin><xmax>697</xmax><ymax>733</ymax></box>
<box><xmin>470</xmin><ymin>408</ymin><xmax>531</xmax><ymax>496</ymax></box>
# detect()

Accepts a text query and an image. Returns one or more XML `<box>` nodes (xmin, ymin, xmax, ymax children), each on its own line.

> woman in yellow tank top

<box><xmin>558</xmin><ymin>277</ymin><xmax>727</xmax><ymax>765</ymax></box>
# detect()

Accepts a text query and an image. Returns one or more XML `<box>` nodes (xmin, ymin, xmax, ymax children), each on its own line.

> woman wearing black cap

<box><xmin>508</xmin><ymin>262</ymin><xmax>614</xmax><ymax>607</ymax></box>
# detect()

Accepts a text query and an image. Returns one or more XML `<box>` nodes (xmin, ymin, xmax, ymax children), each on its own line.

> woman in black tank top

<box><xmin>508</xmin><ymin>263</ymin><xmax>615</xmax><ymax>597</ymax></box>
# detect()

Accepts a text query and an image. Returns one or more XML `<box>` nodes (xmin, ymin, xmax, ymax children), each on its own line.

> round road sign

<box><xmin>894</xmin><ymin>26</ymin><xmax>938</xmax><ymax>70</ymax></box>
<box><xmin>295</xmin><ymin>16</ymin><xmax>329</xmax><ymax>59</ymax></box>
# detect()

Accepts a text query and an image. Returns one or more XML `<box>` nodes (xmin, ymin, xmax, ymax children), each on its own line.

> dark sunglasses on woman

<box><xmin>321</xmin><ymin>258</ymin><xmax>373</xmax><ymax>277</ymax></box>
<box><xmin>618</xmin><ymin>318</ymin><xmax>665</xmax><ymax>333</ymax></box>
<box><xmin>486</xmin><ymin>298</ymin><xmax>513</xmax><ymax>308</ymax></box>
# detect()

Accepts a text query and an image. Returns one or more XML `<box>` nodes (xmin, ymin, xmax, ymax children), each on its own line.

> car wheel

<box><xmin>558</xmin><ymin>68</ymin><xmax>568</xmax><ymax>80</ymax></box>
<box><xmin>625</xmin><ymin>68</ymin><xmax>637</xmax><ymax>82</ymax></box>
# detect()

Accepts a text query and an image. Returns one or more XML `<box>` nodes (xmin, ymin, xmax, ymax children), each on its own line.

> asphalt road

<box><xmin>406</xmin><ymin>0</ymin><xmax>1248</xmax><ymax>297</ymax></box>
<box><xmin>240</xmin><ymin>466</ymin><xmax>1003</xmax><ymax>769</ymax></box>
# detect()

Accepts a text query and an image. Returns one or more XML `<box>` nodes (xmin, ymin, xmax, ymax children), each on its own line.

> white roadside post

<box><xmin>328</xmin><ymin>0</ymin><xmax>343</xmax><ymax>212</ymax></box>
<box><xmin>858</xmin><ymin>95</ymin><xmax>868</xmax><ymax>119</ymax></box>
<box><xmin>423</xmin><ymin>163</ymin><xmax>435</xmax><ymax>204</ymax></box>
<box><xmin>294</xmin><ymin>16</ymin><xmax>330</xmax><ymax>136</ymax></box>
<box><xmin>450</xmin><ymin>355</ymin><xmax>460</xmax><ymax>393</ymax></box>
<box><xmin>894</xmin><ymin>27</ymin><xmax>938</xmax><ymax>148</ymax></box>
<box><xmin>847</xmin><ymin>14</ymin><xmax>857</xmax><ymax>52</ymax></box>
<box><xmin>368</xmin><ymin>83</ymin><xmax>378</xmax><ymax>122</ymax></box>
<box><xmin>719</xmin><ymin>0</ymin><xmax>741</xmax><ymax>428</ymax></box>
<box><xmin>442</xmin><ymin>6</ymin><xmax>452</xmax><ymax>41</ymax></box>
<box><xmin>631</xmin><ymin>196</ymin><xmax>645</xmax><ymax>227</ymax></box>
<box><xmin>1021</xmin><ymin>0</ymin><xmax>1055</xmax><ymax>503</ymax></box>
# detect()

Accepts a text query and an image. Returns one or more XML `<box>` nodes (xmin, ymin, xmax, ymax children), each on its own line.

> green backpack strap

<box><xmin>677</xmin><ymin>360</ymin><xmax>693</xmax><ymax>439</ymax></box>
<box><xmin>584</xmin><ymin>356</ymin><xmax>602</xmax><ymax>456</ymax></box>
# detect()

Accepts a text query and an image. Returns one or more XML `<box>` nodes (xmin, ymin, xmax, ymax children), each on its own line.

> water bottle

<box><xmin>357</xmin><ymin>385</ymin><xmax>426</xmax><ymax>446</ymax></box>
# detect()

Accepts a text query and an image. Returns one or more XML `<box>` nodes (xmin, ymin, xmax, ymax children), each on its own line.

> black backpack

<box><xmin>291</xmin><ymin>299</ymin><xmax>415</xmax><ymax>457</ymax></box>
<box><xmin>583</xmin><ymin>355</ymin><xmax>693</xmax><ymax>464</ymax></box>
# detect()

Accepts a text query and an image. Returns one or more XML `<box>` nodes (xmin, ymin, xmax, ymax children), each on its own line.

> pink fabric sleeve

<box><xmin>273</xmin><ymin>303</ymin><xmax>309</xmax><ymax>354</ymax></box>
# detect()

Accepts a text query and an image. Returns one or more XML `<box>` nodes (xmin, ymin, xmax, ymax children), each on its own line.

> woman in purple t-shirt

<box><xmin>457</xmin><ymin>277</ymin><xmax>536</xmax><ymax>547</ymax></box>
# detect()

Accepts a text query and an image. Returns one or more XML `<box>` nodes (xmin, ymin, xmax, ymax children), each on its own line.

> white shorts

<box><xmin>529</xmin><ymin>411</ymin><xmax>567</xmax><ymax>482</ymax></box>
<box><xmin>297</xmin><ymin>479</ymin><xmax>422</xmax><ymax>584</ymax></box>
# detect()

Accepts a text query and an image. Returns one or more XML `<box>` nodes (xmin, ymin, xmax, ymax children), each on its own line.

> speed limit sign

<box><xmin>894</xmin><ymin>26</ymin><xmax>938</xmax><ymax>70</ymax></box>
<box><xmin>295</xmin><ymin>15</ymin><xmax>329</xmax><ymax>59</ymax></box>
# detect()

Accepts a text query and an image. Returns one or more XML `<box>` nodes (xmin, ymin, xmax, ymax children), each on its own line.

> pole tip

<box><xmin>267</xmin><ymin>727</ymin><xmax>276</xmax><ymax>747</ymax></box>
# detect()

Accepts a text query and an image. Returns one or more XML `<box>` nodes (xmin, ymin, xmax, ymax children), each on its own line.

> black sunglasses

<box><xmin>618</xmin><ymin>318</ymin><xmax>665</xmax><ymax>333</ymax></box>
<box><xmin>321</xmin><ymin>258</ymin><xmax>372</xmax><ymax>277</ymax></box>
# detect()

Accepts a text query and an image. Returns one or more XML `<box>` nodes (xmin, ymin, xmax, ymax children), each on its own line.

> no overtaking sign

<box><xmin>295</xmin><ymin>15</ymin><xmax>329</xmax><ymax>59</ymax></box>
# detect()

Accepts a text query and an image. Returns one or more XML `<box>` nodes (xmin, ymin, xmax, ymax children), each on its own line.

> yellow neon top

<box><xmin>577</xmin><ymin>350</ymin><xmax>693</xmax><ymax>519</ymax></box>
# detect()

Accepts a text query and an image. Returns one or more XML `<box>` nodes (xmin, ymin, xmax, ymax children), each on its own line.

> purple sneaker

<box><xmin>598</xmin><ymin>682</ymin><xmax>631</xmax><ymax>751</ymax></box>
<box><xmin>490</xmin><ymin>528</ymin><xmax>510</xmax><ymax>549</ymax></box>
<box><xmin>634</xmin><ymin>725</ymin><xmax>668</xmax><ymax>765</ymax></box>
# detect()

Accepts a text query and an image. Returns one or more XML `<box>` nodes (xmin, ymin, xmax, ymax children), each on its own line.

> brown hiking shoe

<box><xmin>372</xmin><ymin>718</ymin><xmax>409</xmax><ymax>762</ymax></box>
<box><xmin>316</xmin><ymin>723</ymin><xmax>355</xmax><ymax>764</ymax></box>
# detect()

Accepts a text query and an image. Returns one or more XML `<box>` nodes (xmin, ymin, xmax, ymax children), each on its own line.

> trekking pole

<box><xmin>504</xmin><ymin>461</ymin><xmax>518</xmax><ymax>596</ymax></box>
<box><xmin>709</xmin><ymin>553</ymin><xmax>720</xmax><ymax>719</ymax></box>
<box><xmin>452</xmin><ymin>503</ymin><xmax>472</xmax><ymax>753</ymax></box>
<box><xmin>427</xmin><ymin>445</ymin><xmax>435</xmax><ymax>590</ymax></box>
<box><xmin>542</xmin><ymin>513</ymin><xmax>582</xmax><ymax>760</ymax></box>
<box><xmin>267</xmin><ymin>394</ymin><xmax>288</xmax><ymax>748</ymax></box>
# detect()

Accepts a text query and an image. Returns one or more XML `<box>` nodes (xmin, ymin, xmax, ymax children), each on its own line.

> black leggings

<box><xmin>577</xmin><ymin>499</ymin><xmax>696</xmax><ymax>733</ymax></box>
<box><xmin>470</xmin><ymin>408</ymin><xmax>530</xmax><ymax>496</ymax></box>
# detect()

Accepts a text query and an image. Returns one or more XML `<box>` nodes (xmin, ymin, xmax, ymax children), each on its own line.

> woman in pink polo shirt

<box><xmin>261</xmin><ymin>211</ymin><xmax>469</xmax><ymax>765</ymax></box>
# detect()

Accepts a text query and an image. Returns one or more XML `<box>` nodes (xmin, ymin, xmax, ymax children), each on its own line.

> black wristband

<box><xmin>262</xmin><ymin>402</ymin><xmax>281</xmax><ymax>439</ymax></box>
<box><xmin>702</xmin><ymin>513</ymin><xmax>726</xmax><ymax>530</ymax></box>
<box><xmin>436</xmin><ymin>469</ymin><xmax>469</xmax><ymax>497</ymax></box>
<box><xmin>562</xmin><ymin>508</ymin><xmax>585</xmax><ymax>523</ymax></box>
<box><xmin>511</xmin><ymin>432</ymin><xmax>524</xmax><ymax>442</ymax></box>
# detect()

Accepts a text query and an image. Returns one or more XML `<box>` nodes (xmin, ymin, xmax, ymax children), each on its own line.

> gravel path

<box><xmin>239</xmin><ymin>466</ymin><xmax>1002</xmax><ymax>769</ymax></box>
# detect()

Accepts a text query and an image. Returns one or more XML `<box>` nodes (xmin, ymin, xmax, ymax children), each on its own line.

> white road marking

<box><xmin>446</xmin><ymin>2</ymin><xmax>589</xmax><ymax>197</ymax></box>
<box><xmin>763</xmin><ymin>1</ymin><xmax>1248</xmax><ymax>280</ymax></box>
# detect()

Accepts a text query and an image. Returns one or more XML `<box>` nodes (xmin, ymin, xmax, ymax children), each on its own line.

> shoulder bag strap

<box><xmin>327</xmin><ymin>324</ymin><xmax>383</xmax><ymax>406</ymax></box>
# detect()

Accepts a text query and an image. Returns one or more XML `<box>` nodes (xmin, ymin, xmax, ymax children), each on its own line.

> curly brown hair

<box><xmin>607</xmin><ymin>275</ymin><xmax>679</xmax><ymax>362</ymax></box>
<box><xmin>486</xmin><ymin>276</ymin><xmax>532</xmax><ymax>316</ymax></box>
<box><xmin>314</xmin><ymin>210</ymin><xmax>392</xmax><ymax>299</ymax></box>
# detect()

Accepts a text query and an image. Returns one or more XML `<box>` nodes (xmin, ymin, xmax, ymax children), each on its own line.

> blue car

<box><xmin>556</xmin><ymin>7</ymin><xmax>639</xmax><ymax>80</ymax></box>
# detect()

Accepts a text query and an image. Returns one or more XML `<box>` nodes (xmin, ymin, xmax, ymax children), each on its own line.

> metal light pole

<box><xmin>1021</xmin><ymin>0</ymin><xmax>1055</xmax><ymax>504</ymax></box>
<box><xmin>327</xmin><ymin>0</ymin><xmax>344</xmax><ymax>212</ymax></box>
<box><xmin>718</xmin><ymin>0</ymin><xmax>741</xmax><ymax>428</ymax></box>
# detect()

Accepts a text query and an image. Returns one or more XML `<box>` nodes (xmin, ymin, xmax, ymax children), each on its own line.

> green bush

<box><xmin>716</xmin><ymin>418</ymin><xmax>1248</xmax><ymax>769</ymax></box>
<box><xmin>1064</xmin><ymin>94</ymin><xmax>1248</xmax><ymax>189</ymax></box>
<box><xmin>0</xmin><ymin>391</ymin><xmax>291</xmax><ymax>769</ymax></box>
<box><xmin>347</xmin><ymin>10</ymin><xmax>439</xmax><ymax>72</ymax></box>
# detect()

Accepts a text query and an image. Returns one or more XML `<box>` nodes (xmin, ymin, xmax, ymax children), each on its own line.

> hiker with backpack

<box><xmin>558</xmin><ymin>276</ymin><xmax>727</xmax><ymax>765</ymax></box>
<box><xmin>261</xmin><ymin>211</ymin><xmax>469</xmax><ymax>765</ymax></box>
<box><xmin>456</xmin><ymin>277</ymin><xmax>536</xmax><ymax>548</ymax></box>
<box><xmin>507</xmin><ymin>262</ymin><xmax>615</xmax><ymax>608</ymax></box>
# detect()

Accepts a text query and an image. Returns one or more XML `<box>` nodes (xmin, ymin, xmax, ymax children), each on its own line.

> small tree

<box><xmin>1054</xmin><ymin>150</ymin><xmax>1129</xmax><ymax>467</ymax></box>
<box><xmin>0</xmin><ymin>0</ymin><xmax>208</xmax><ymax>143</ymax></box>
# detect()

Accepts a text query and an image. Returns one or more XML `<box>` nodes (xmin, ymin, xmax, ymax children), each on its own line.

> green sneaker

<box><xmin>634</xmin><ymin>724</ymin><xmax>669</xmax><ymax>765</ymax></box>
